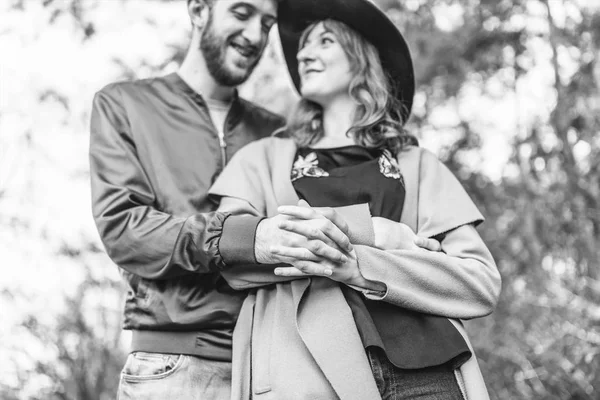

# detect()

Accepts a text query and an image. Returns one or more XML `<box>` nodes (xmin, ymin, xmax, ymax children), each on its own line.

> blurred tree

<box><xmin>2</xmin><ymin>262</ymin><xmax>125</xmax><ymax>400</ymax></box>
<box><xmin>373</xmin><ymin>0</ymin><xmax>600</xmax><ymax>398</ymax></box>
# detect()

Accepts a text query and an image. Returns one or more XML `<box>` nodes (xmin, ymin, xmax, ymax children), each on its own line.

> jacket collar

<box><xmin>165</xmin><ymin>72</ymin><xmax>243</xmax><ymax>124</ymax></box>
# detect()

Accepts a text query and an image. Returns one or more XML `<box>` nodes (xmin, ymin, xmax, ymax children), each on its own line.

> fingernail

<box><xmin>341</xmin><ymin>256</ymin><xmax>348</xmax><ymax>263</ymax></box>
<box><xmin>274</xmin><ymin>269</ymin><xmax>282</xmax><ymax>275</ymax></box>
<box><xmin>324</xmin><ymin>269</ymin><xmax>333</xmax><ymax>276</ymax></box>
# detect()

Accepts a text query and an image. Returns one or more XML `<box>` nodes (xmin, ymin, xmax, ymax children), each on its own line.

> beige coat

<box><xmin>209</xmin><ymin>137</ymin><xmax>501</xmax><ymax>400</ymax></box>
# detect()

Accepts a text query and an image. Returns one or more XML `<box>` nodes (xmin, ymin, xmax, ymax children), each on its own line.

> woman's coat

<box><xmin>209</xmin><ymin>136</ymin><xmax>501</xmax><ymax>400</ymax></box>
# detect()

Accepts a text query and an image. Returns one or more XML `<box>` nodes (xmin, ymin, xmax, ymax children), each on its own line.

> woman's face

<box><xmin>297</xmin><ymin>22</ymin><xmax>353</xmax><ymax>106</ymax></box>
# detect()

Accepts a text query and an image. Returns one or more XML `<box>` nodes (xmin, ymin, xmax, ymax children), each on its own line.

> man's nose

<box><xmin>242</xmin><ymin>18</ymin><xmax>263</xmax><ymax>45</ymax></box>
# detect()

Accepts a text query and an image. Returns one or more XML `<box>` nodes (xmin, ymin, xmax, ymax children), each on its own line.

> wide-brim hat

<box><xmin>278</xmin><ymin>0</ymin><xmax>415</xmax><ymax>122</ymax></box>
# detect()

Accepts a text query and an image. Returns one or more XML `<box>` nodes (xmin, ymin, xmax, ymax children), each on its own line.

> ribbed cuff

<box><xmin>219</xmin><ymin>215</ymin><xmax>265</xmax><ymax>265</ymax></box>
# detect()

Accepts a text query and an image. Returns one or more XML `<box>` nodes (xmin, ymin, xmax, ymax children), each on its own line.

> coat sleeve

<box><xmin>90</xmin><ymin>85</ymin><xmax>256</xmax><ymax>280</ymax></box>
<box><xmin>354</xmin><ymin>224</ymin><xmax>500</xmax><ymax>319</ymax></box>
<box><xmin>352</xmin><ymin>149</ymin><xmax>501</xmax><ymax>319</ymax></box>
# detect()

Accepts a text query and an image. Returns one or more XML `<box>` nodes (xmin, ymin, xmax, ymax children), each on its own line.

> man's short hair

<box><xmin>189</xmin><ymin>0</ymin><xmax>282</xmax><ymax>9</ymax></box>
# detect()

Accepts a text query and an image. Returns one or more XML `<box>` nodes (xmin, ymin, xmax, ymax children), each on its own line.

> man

<box><xmin>90</xmin><ymin>0</ymin><xmax>353</xmax><ymax>398</ymax></box>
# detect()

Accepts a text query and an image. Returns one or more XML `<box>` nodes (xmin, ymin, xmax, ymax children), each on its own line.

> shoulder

<box><xmin>397</xmin><ymin>145</ymin><xmax>450</xmax><ymax>171</ymax></box>
<box><xmin>94</xmin><ymin>76</ymin><xmax>168</xmax><ymax>104</ymax></box>
<box><xmin>237</xmin><ymin>135</ymin><xmax>295</xmax><ymax>156</ymax></box>
<box><xmin>238</xmin><ymin>98</ymin><xmax>286</xmax><ymax>128</ymax></box>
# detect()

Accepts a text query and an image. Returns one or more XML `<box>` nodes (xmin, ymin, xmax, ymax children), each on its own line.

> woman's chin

<box><xmin>300</xmin><ymin>89</ymin><xmax>326</xmax><ymax>105</ymax></box>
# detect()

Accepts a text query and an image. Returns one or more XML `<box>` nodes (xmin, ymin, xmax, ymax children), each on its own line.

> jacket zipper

<box><xmin>218</xmin><ymin>130</ymin><xmax>227</xmax><ymax>165</ymax></box>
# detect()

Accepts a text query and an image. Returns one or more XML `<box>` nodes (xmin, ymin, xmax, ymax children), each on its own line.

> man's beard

<box><xmin>200</xmin><ymin>15</ymin><xmax>262</xmax><ymax>86</ymax></box>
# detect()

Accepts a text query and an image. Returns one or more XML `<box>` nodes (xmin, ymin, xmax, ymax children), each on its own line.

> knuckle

<box><xmin>297</xmin><ymin>263</ymin><xmax>309</xmax><ymax>272</ymax></box>
<box><xmin>303</xmin><ymin>248</ymin><xmax>315</xmax><ymax>259</ymax></box>
<box><xmin>339</xmin><ymin>221</ymin><xmax>349</xmax><ymax>232</ymax></box>
<box><xmin>321</xmin><ymin>208</ymin><xmax>333</xmax><ymax>218</ymax></box>
<box><xmin>309</xmin><ymin>241</ymin><xmax>322</xmax><ymax>253</ymax></box>
<box><xmin>319</xmin><ymin>220</ymin><xmax>332</xmax><ymax>233</ymax></box>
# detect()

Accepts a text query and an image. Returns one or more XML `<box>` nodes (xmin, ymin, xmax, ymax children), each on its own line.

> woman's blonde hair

<box><xmin>287</xmin><ymin>19</ymin><xmax>417</xmax><ymax>155</ymax></box>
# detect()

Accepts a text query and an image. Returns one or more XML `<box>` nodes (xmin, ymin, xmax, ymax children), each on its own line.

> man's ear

<box><xmin>187</xmin><ymin>0</ymin><xmax>210</xmax><ymax>30</ymax></box>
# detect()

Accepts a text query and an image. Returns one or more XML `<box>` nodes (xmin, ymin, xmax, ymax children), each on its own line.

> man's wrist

<box><xmin>254</xmin><ymin>219</ymin><xmax>270</xmax><ymax>264</ymax></box>
<box><xmin>219</xmin><ymin>215</ymin><xmax>265</xmax><ymax>265</ymax></box>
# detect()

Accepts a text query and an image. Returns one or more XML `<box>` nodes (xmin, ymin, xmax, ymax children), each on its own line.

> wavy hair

<box><xmin>287</xmin><ymin>19</ymin><xmax>417</xmax><ymax>155</ymax></box>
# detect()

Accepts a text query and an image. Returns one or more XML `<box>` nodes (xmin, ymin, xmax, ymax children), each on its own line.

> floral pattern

<box><xmin>291</xmin><ymin>152</ymin><xmax>330</xmax><ymax>182</ymax></box>
<box><xmin>379</xmin><ymin>149</ymin><xmax>404</xmax><ymax>185</ymax></box>
<box><xmin>291</xmin><ymin>148</ymin><xmax>404</xmax><ymax>185</ymax></box>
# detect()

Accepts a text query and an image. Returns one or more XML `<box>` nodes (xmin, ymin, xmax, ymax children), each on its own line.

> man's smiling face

<box><xmin>200</xmin><ymin>0</ymin><xmax>278</xmax><ymax>86</ymax></box>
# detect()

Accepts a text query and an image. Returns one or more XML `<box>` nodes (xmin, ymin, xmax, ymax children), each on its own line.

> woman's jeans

<box><xmin>116</xmin><ymin>351</ymin><xmax>231</xmax><ymax>400</ymax></box>
<box><xmin>367</xmin><ymin>347</ymin><xmax>466</xmax><ymax>400</ymax></box>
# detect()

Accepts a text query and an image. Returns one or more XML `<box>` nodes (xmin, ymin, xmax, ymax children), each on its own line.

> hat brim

<box><xmin>278</xmin><ymin>0</ymin><xmax>414</xmax><ymax>122</ymax></box>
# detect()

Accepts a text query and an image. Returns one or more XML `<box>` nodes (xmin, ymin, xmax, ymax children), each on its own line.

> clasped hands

<box><xmin>254</xmin><ymin>200</ymin><xmax>441</xmax><ymax>287</ymax></box>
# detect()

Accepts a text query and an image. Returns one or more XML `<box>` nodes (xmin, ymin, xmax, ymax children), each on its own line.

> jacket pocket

<box><xmin>121</xmin><ymin>351</ymin><xmax>185</xmax><ymax>382</ymax></box>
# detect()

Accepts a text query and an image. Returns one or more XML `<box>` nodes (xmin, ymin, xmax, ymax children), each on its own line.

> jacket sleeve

<box><xmin>89</xmin><ymin>86</ymin><xmax>260</xmax><ymax>280</ymax></box>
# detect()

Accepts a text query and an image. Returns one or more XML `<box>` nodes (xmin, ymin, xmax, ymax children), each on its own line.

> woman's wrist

<box><xmin>347</xmin><ymin>274</ymin><xmax>387</xmax><ymax>294</ymax></box>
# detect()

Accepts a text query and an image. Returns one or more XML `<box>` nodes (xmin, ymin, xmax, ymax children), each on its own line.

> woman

<box><xmin>209</xmin><ymin>0</ymin><xmax>501</xmax><ymax>399</ymax></box>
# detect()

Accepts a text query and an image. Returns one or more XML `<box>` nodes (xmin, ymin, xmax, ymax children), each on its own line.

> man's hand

<box><xmin>372</xmin><ymin>217</ymin><xmax>441</xmax><ymax>251</ymax></box>
<box><xmin>254</xmin><ymin>211</ymin><xmax>350</xmax><ymax>267</ymax></box>
<box><xmin>276</xmin><ymin>200</ymin><xmax>354</xmax><ymax>255</ymax></box>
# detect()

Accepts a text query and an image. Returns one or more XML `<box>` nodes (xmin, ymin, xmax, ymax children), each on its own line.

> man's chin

<box><xmin>222</xmin><ymin>62</ymin><xmax>255</xmax><ymax>84</ymax></box>
<box><xmin>213</xmin><ymin>66</ymin><xmax>250</xmax><ymax>86</ymax></box>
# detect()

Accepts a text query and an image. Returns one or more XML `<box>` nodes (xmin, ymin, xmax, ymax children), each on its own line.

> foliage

<box><xmin>376</xmin><ymin>0</ymin><xmax>600</xmax><ymax>398</ymax></box>
<box><xmin>2</xmin><ymin>263</ymin><xmax>124</xmax><ymax>400</ymax></box>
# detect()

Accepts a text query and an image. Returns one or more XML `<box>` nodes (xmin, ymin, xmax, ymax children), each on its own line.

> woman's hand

<box><xmin>273</xmin><ymin>246</ymin><xmax>385</xmax><ymax>292</ymax></box>
<box><xmin>372</xmin><ymin>217</ymin><xmax>441</xmax><ymax>251</ymax></box>
<box><xmin>272</xmin><ymin>200</ymin><xmax>358</xmax><ymax>281</ymax></box>
<box><xmin>272</xmin><ymin>247</ymin><xmax>359</xmax><ymax>282</ymax></box>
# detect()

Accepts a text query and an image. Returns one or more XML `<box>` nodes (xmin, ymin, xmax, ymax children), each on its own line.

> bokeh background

<box><xmin>1</xmin><ymin>0</ymin><xmax>599</xmax><ymax>399</ymax></box>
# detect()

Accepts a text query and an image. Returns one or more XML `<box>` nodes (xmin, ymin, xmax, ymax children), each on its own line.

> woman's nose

<box><xmin>297</xmin><ymin>45</ymin><xmax>315</xmax><ymax>64</ymax></box>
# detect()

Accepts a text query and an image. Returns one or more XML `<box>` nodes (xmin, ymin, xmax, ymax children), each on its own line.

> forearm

<box><xmin>96</xmin><ymin>207</ymin><xmax>236</xmax><ymax>279</ymax></box>
<box><xmin>354</xmin><ymin>224</ymin><xmax>501</xmax><ymax>319</ymax></box>
<box><xmin>221</xmin><ymin>265</ymin><xmax>297</xmax><ymax>289</ymax></box>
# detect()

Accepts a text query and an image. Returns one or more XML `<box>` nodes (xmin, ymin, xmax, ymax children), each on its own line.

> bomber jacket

<box><xmin>89</xmin><ymin>73</ymin><xmax>285</xmax><ymax>360</ymax></box>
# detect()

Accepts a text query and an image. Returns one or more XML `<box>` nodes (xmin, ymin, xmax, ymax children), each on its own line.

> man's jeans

<box><xmin>117</xmin><ymin>352</ymin><xmax>231</xmax><ymax>400</ymax></box>
<box><xmin>367</xmin><ymin>347</ymin><xmax>466</xmax><ymax>400</ymax></box>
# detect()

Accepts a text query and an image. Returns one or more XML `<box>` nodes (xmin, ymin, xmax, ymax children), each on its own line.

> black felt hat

<box><xmin>278</xmin><ymin>0</ymin><xmax>415</xmax><ymax>122</ymax></box>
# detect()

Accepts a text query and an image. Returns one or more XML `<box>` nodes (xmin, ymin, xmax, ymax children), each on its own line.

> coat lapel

<box><xmin>397</xmin><ymin>146</ymin><xmax>420</xmax><ymax>231</ymax></box>
<box><xmin>293</xmin><ymin>278</ymin><xmax>382</xmax><ymax>400</ymax></box>
<box><xmin>270</xmin><ymin>138</ymin><xmax>300</xmax><ymax>208</ymax></box>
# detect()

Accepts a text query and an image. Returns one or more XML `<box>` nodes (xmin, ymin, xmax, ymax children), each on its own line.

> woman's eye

<box><xmin>321</xmin><ymin>37</ymin><xmax>334</xmax><ymax>45</ymax></box>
